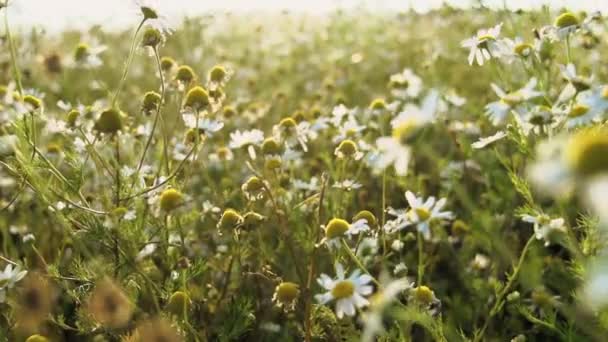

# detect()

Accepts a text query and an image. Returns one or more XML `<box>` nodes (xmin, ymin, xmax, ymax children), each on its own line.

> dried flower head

<box><xmin>87</xmin><ymin>277</ymin><xmax>133</xmax><ymax>328</ymax></box>
<box><xmin>272</xmin><ymin>282</ymin><xmax>300</xmax><ymax>310</ymax></box>
<box><xmin>16</xmin><ymin>273</ymin><xmax>54</xmax><ymax>332</ymax></box>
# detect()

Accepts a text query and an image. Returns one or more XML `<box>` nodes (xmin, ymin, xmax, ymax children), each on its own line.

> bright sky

<box><xmin>4</xmin><ymin>0</ymin><xmax>607</xmax><ymax>31</ymax></box>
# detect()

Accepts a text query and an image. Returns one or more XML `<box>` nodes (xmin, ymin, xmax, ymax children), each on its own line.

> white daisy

<box><xmin>330</xmin><ymin>104</ymin><xmax>356</xmax><ymax>127</ymax></box>
<box><xmin>333</xmin><ymin>179</ymin><xmax>363</xmax><ymax>191</ymax></box>
<box><xmin>522</xmin><ymin>214</ymin><xmax>566</xmax><ymax>247</ymax></box>
<box><xmin>558</xmin><ymin>64</ymin><xmax>593</xmax><ymax>103</ymax></box>
<box><xmin>560</xmin><ymin>100</ymin><xmax>601</xmax><ymax>129</ymax></box>
<box><xmin>390</xmin><ymin>90</ymin><xmax>440</xmax><ymax>128</ymax></box>
<box><xmin>361</xmin><ymin>276</ymin><xmax>412</xmax><ymax>342</ymax></box>
<box><xmin>485</xmin><ymin>78</ymin><xmax>542</xmax><ymax>125</ymax></box>
<box><xmin>332</xmin><ymin>116</ymin><xmax>366</xmax><ymax>144</ymax></box>
<box><xmin>461</xmin><ymin>23</ymin><xmax>503</xmax><ymax>66</ymax></box>
<box><xmin>471</xmin><ymin>131</ymin><xmax>507</xmax><ymax>149</ymax></box>
<box><xmin>0</xmin><ymin>264</ymin><xmax>27</xmax><ymax>303</ymax></box>
<box><xmin>72</xmin><ymin>41</ymin><xmax>107</xmax><ymax>69</ymax></box>
<box><xmin>292</xmin><ymin>177</ymin><xmax>319</xmax><ymax>192</ymax></box>
<box><xmin>133</xmin><ymin>0</ymin><xmax>172</xmax><ymax>34</ymax></box>
<box><xmin>315</xmin><ymin>263</ymin><xmax>374</xmax><ymax>319</ymax></box>
<box><xmin>320</xmin><ymin>218</ymin><xmax>370</xmax><ymax>250</ymax></box>
<box><xmin>182</xmin><ymin>114</ymin><xmax>224</xmax><ymax>136</ymax></box>
<box><xmin>229</xmin><ymin>129</ymin><xmax>264</xmax><ymax>159</ymax></box>
<box><xmin>390</xmin><ymin>68</ymin><xmax>423</xmax><ymax>99</ymax></box>
<box><xmin>385</xmin><ymin>191</ymin><xmax>453</xmax><ymax>239</ymax></box>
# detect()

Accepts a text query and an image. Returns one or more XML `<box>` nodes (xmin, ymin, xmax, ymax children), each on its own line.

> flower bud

<box><xmin>160</xmin><ymin>56</ymin><xmax>176</xmax><ymax>71</ymax></box>
<box><xmin>273</xmin><ymin>282</ymin><xmax>300</xmax><ymax>306</ymax></box>
<box><xmin>554</xmin><ymin>12</ymin><xmax>579</xmax><ymax>29</ymax></box>
<box><xmin>176</xmin><ymin>65</ymin><xmax>196</xmax><ymax>84</ymax></box>
<box><xmin>262</xmin><ymin>138</ymin><xmax>282</xmax><ymax>155</ymax></box>
<box><xmin>142</xmin><ymin>91</ymin><xmax>162</xmax><ymax>113</ymax></box>
<box><xmin>325</xmin><ymin>218</ymin><xmax>349</xmax><ymax>239</ymax></box>
<box><xmin>166</xmin><ymin>291</ymin><xmax>191</xmax><ymax>318</ymax></box>
<box><xmin>94</xmin><ymin>108</ymin><xmax>123</xmax><ymax>134</ymax></box>
<box><xmin>159</xmin><ymin>189</ymin><xmax>184</xmax><ymax>212</ymax></box>
<box><xmin>353</xmin><ymin>210</ymin><xmax>377</xmax><ymax>227</ymax></box>
<box><xmin>184</xmin><ymin>86</ymin><xmax>210</xmax><ymax>111</ymax></box>
<box><xmin>142</xmin><ymin>27</ymin><xmax>163</xmax><ymax>47</ymax></box>
<box><xmin>217</xmin><ymin>209</ymin><xmax>243</xmax><ymax>230</ymax></box>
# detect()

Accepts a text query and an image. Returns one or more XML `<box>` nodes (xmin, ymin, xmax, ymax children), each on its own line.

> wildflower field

<box><xmin>2</xmin><ymin>1</ymin><xmax>608</xmax><ymax>341</ymax></box>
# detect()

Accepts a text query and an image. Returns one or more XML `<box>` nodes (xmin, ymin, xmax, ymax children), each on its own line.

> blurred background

<box><xmin>5</xmin><ymin>0</ymin><xmax>607</xmax><ymax>31</ymax></box>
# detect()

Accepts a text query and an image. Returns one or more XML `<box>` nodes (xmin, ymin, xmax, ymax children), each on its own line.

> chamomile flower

<box><xmin>333</xmin><ymin>179</ymin><xmax>363</xmax><ymax>191</ymax></box>
<box><xmin>273</xmin><ymin>118</ymin><xmax>311</xmax><ymax>152</ymax></box>
<box><xmin>485</xmin><ymin>78</ymin><xmax>542</xmax><ymax>125</ymax></box>
<box><xmin>182</xmin><ymin>114</ymin><xmax>224</xmax><ymax>136</ymax></box>
<box><xmin>229</xmin><ymin>129</ymin><xmax>264</xmax><ymax>159</ymax></box>
<box><xmin>71</xmin><ymin>41</ymin><xmax>107</xmax><ymax>68</ymax></box>
<box><xmin>471</xmin><ymin>131</ymin><xmax>507</xmax><ymax>149</ymax></box>
<box><xmin>361</xmin><ymin>276</ymin><xmax>412</xmax><ymax>342</ymax></box>
<box><xmin>372</xmin><ymin>91</ymin><xmax>439</xmax><ymax>176</ymax></box>
<box><xmin>320</xmin><ymin>218</ymin><xmax>370</xmax><ymax>249</ymax></box>
<box><xmin>389</xmin><ymin>68</ymin><xmax>423</xmax><ymax>99</ymax></box>
<box><xmin>522</xmin><ymin>214</ymin><xmax>567</xmax><ymax>246</ymax></box>
<box><xmin>332</xmin><ymin>116</ymin><xmax>366</xmax><ymax>143</ymax></box>
<box><xmin>527</xmin><ymin>127</ymin><xmax>608</xmax><ymax>197</ymax></box>
<box><xmin>461</xmin><ymin>23</ymin><xmax>503</xmax><ymax>66</ymax></box>
<box><xmin>134</xmin><ymin>0</ymin><xmax>172</xmax><ymax>34</ymax></box>
<box><xmin>0</xmin><ymin>264</ymin><xmax>27</xmax><ymax>303</ymax></box>
<box><xmin>558</xmin><ymin>64</ymin><xmax>593</xmax><ymax>102</ymax></box>
<box><xmin>553</xmin><ymin>11</ymin><xmax>580</xmax><ymax>40</ymax></box>
<box><xmin>292</xmin><ymin>177</ymin><xmax>320</xmax><ymax>192</ymax></box>
<box><xmin>560</xmin><ymin>101</ymin><xmax>601</xmax><ymax>129</ymax></box>
<box><xmin>390</xmin><ymin>90</ymin><xmax>440</xmax><ymax>128</ymax></box>
<box><xmin>315</xmin><ymin>263</ymin><xmax>373</xmax><ymax>319</ymax></box>
<box><xmin>330</xmin><ymin>104</ymin><xmax>356</xmax><ymax>126</ymax></box>
<box><xmin>498</xmin><ymin>37</ymin><xmax>535</xmax><ymax>63</ymax></box>
<box><xmin>385</xmin><ymin>191</ymin><xmax>453</xmax><ymax>239</ymax></box>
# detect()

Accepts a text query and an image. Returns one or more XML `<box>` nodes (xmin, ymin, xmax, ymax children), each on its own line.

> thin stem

<box><xmin>128</xmin><ymin>47</ymin><xmax>167</xmax><ymax>198</ymax></box>
<box><xmin>565</xmin><ymin>35</ymin><xmax>572</xmax><ymax>64</ymax></box>
<box><xmin>115</xmin><ymin>135</ymin><xmax>121</xmax><ymax>206</ymax></box>
<box><xmin>417</xmin><ymin>231</ymin><xmax>424</xmax><ymax>285</ymax></box>
<box><xmin>474</xmin><ymin>235</ymin><xmax>535</xmax><ymax>342</ymax></box>
<box><xmin>4</xmin><ymin>6</ymin><xmax>23</xmax><ymax>95</ymax></box>
<box><xmin>341</xmin><ymin>238</ymin><xmax>380</xmax><ymax>286</ymax></box>
<box><xmin>111</xmin><ymin>18</ymin><xmax>146</xmax><ymax>107</ymax></box>
<box><xmin>304</xmin><ymin>173</ymin><xmax>327</xmax><ymax>342</ymax></box>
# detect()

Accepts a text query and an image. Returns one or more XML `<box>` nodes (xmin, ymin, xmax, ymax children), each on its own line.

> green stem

<box><xmin>474</xmin><ymin>235</ymin><xmax>535</xmax><ymax>342</ymax></box>
<box><xmin>417</xmin><ymin>231</ymin><xmax>424</xmax><ymax>285</ymax></box>
<box><xmin>341</xmin><ymin>238</ymin><xmax>380</xmax><ymax>286</ymax></box>
<box><xmin>565</xmin><ymin>35</ymin><xmax>572</xmax><ymax>64</ymax></box>
<box><xmin>128</xmin><ymin>47</ymin><xmax>167</xmax><ymax>197</ymax></box>
<box><xmin>3</xmin><ymin>7</ymin><xmax>23</xmax><ymax>95</ymax></box>
<box><xmin>111</xmin><ymin>18</ymin><xmax>146</xmax><ymax>107</ymax></box>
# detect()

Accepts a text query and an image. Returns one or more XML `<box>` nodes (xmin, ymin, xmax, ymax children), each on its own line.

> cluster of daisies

<box><xmin>1</xmin><ymin>0</ymin><xmax>608</xmax><ymax>340</ymax></box>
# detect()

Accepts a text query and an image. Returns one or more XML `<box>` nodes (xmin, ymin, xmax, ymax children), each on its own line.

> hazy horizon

<box><xmin>3</xmin><ymin>0</ymin><xmax>607</xmax><ymax>32</ymax></box>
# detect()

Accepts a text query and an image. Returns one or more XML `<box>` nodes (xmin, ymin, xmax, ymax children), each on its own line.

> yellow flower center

<box><xmin>275</xmin><ymin>282</ymin><xmax>300</xmax><ymax>303</ymax></box>
<box><xmin>514</xmin><ymin>43</ymin><xmax>533</xmax><ymax>57</ymax></box>
<box><xmin>568</xmin><ymin>104</ymin><xmax>589</xmax><ymax>118</ymax></box>
<box><xmin>501</xmin><ymin>91</ymin><xmax>523</xmax><ymax>107</ymax></box>
<box><xmin>554</xmin><ymin>12</ymin><xmax>579</xmax><ymax>29</ymax></box>
<box><xmin>602</xmin><ymin>86</ymin><xmax>608</xmax><ymax>99</ymax></box>
<box><xmin>392</xmin><ymin>119</ymin><xmax>419</xmax><ymax>145</ymax></box>
<box><xmin>413</xmin><ymin>285</ymin><xmax>434</xmax><ymax>305</ymax></box>
<box><xmin>331</xmin><ymin>280</ymin><xmax>355</xmax><ymax>299</ymax></box>
<box><xmin>325</xmin><ymin>218</ymin><xmax>350</xmax><ymax>239</ymax></box>
<box><xmin>414</xmin><ymin>207</ymin><xmax>431</xmax><ymax>221</ymax></box>
<box><xmin>566</xmin><ymin>128</ymin><xmax>608</xmax><ymax>176</ymax></box>
<box><xmin>159</xmin><ymin>189</ymin><xmax>184</xmax><ymax>212</ymax></box>
<box><xmin>477</xmin><ymin>34</ymin><xmax>496</xmax><ymax>49</ymax></box>
<box><xmin>336</xmin><ymin>140</ymin><xmax>358</xmax><ymax>157</ymax></box>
